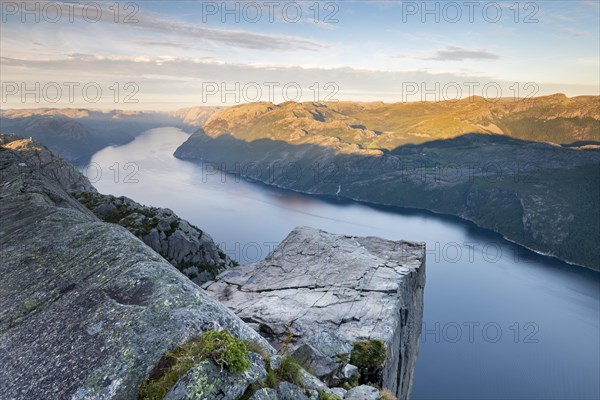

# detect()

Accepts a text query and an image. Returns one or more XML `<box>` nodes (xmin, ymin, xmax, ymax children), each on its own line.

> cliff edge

<box><xmin>205</xmin><ymin>227</ymin><xmax>425</xmax><ymax>399</ymax></box>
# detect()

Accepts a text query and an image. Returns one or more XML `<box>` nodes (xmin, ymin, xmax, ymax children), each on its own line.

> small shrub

<box><xmin>264</xmin><ymin>369</ymin><xmax>279</xmax><ymax>389</ymax></box>
<box><xmin>137</xmin><ymin>330</ymin><xmax>250</xmax><ymax>400</ymax></box>
<box><xmin>350</xmin><ymin>339</ymin><xmax>387</xmax><ymax>369</ymax></box>
<box><xmin>274</xmin><ymin>355</ymin><xmax>304</xmax><ymax>387</ymax></box>
<box><xmin>347</xmin><ymin>373</ymin><xmax>360</xmax><ymax>388</ymax></box>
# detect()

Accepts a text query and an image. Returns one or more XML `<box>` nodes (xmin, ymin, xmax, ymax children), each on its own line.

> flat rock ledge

<box><xmin>204</xmin><ymin>226</ymin><xmax>426</xmax><ymax>399</ymax></box>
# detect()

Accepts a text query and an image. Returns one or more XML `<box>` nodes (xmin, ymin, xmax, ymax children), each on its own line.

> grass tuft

<box><xmin>137</xmin><ymin>330</ymin><xmax>250</xmax><ymax>400</ymax></box>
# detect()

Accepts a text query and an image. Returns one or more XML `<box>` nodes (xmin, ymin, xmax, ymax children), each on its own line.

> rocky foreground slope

<box><xmin>205</xmin><ymin>227</ymin><xmax>425</xmax><ymax>399</ymax></box>
<box><xmin>74</xmin><ymin>192</ymin><xmax>236</xmax><ymax>285</ymax></box>
<box><xmin>1</xmin><ymin>135</ymin><xmax>233</xmax><ymax>285</ymax></box>
<box><xmin>1</xmin><ymin>134</ymin><xmax>97</xmax><ymax>192</ymax></box>
<box><xmin>0</xmin><ymin>137</ymin><xmax>425</xmax><ymax>399</ymax></box>
<box><xmin>0</xmin><ymin>144</ymin><xmax>271</xmax><ymax>399</ymax></box>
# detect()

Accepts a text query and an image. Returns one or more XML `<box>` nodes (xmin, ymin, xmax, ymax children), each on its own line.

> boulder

<box><xmin>164</xmin><ymin>353</ymin><xmax>266</xmax><ymax>400</ymax></box>
<box><xmin>345</xmin><ymin>385</ymin><xmax>381</xmax><ymax>400</ymax></box>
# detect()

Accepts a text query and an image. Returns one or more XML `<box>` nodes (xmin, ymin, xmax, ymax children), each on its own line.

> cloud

<box><xmin>2</xmin><ymin>54</ymin><xmax>597</xmax><ymax>109</ymax></box>
<box><xmin>425</xmin><ymin>46</ymin><xmax>500</xmax><ymax>61</ymax></box>
<box><xmin>129</xmin><ymin>13</ymin><xmax>326</xmax><ymax>51</ymax></box>
<box><xmin>134</xmin><ymin>40</ymin><xmax>194</xmax><ymax>50</ymax></box>
<box><xmin>561</xmin><ymin>28</ymin><xmax>588</xmax><ymax>37</ymax></box>
<box><xmin>9</xmin><ymin>2</ymin><xmax>326</xmax><ymax>52</ymax></box>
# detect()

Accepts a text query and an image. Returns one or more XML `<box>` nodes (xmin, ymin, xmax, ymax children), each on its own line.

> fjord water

<box><xmin>86</xmin><ymin>128</ymin><xmax>599</xmax><ymax>400</ymax></box>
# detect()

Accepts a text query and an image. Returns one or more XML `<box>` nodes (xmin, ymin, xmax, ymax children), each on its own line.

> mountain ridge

<box><xmin>175</xmin><ymin>127</ymin><xmax>600</xmax><ymax>270</ymax></box>
<box><xmin>199</xmin><ymin>95</ymin><xmax>600</xmax><ymax>151</ymax></box>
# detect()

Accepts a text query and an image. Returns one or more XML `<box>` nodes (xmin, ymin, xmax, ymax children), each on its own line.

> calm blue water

<box><xmin>85</xmin><ymin>128</ymin><xmax>600</xmax><ymax>400</ymax></box>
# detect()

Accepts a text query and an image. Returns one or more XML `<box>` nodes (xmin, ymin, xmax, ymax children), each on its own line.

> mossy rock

<box><xmin>137</xmin><ymin>330</ymin><xmax>251</xmax><ymax>400</ymax></box>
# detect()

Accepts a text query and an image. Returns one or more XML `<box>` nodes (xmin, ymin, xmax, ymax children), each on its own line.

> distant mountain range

<box><xmin>196</xmin><ymin>94</ymin><xmax>599</xmax><ymax>151</ymax></box>
<box><xmin>175</xmin><ymin>95</ymin><xmax>600</xmax><ymax>270</ymax></box>
<box><xmin>0</xmin><ymin>107</ymin><xmax>220</xmax><ymax>163</ymax></box>
<box><xmin>2</xmin><ymin>96</ymin><xmax>598</xmax><ymax>269</ymax></box>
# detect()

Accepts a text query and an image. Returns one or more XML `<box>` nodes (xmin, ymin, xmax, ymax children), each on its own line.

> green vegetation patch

<box><xmin>341</xmin><ymin>373</ymin><xmax>360</xmax><ymax>390</ymax></box>
<box><xmin>350</xmin><ymin>339</ymin><xmax>387</xmax><ymax>369</ymax></box>
<box><xmin>239</xmin><ymin>352</ymin><xmax>306</xmax><ymax>400</ymax></box>
<box><xmin>273</xmin><ymin>355</ymin><xmax>304</xmax><ymax>387</ymax></box>
<box><xmin>317</xmin><ymin>389</ymin><xmax>342</xmax><ymax>400</ymax></box>
<box><xmin>137</xmin><ymin>330</ymin><xmax>250</xmax><ymax>400</ymax></box>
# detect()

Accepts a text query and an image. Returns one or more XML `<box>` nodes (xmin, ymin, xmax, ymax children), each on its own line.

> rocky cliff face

<box><xmin>0</xmin><ymin>145</ymin><xmax>267</xmax><ymax>399</ymax></box>
<box><xmin>1</xmin><ymin>134</ymin><xmax>234</xmax><ymax>284</ymax></box>
<box><xmin>2</xmin><ymin>135</ymin><xmax>97</xmax><ymax>193</ymax></box>
<box><xmin>1</xmin><ymin>137</ymin><xmax>420</xmax><ymax>399</ymax></box>
<box><xmin>74</xmin><ymin>192</ymin><xmax>236</xmax><ymax>285</ymax></box>
<box><xmin>0</xmin><ymin>143</ymin><xmax>351</xmax><ymax>400</ymax></box>
<box><xmin>204</xmin><ymin>227</ymin><xmax>426</xmax><ymax>399</ymax></box>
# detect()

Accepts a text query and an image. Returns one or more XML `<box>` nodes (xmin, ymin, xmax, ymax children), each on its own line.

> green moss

<box><xmin>23</xmin><ymin>299</ymin><xmax>40</xmax><ymax>311</ymax></box>
<box><xmin>317</xmin><ymin>389</ymin><xmax>342</xmax><ymax>400</ymax></box>
<box><xmin>350</xmin><ymin>340</ymin><xmax>387</xmax><ymax>369</ymax></box>
<box><xmin>239</xmin><ymin>351</ymin><xmax>306</xmax><ymax>399</ymax></box>
<box><xmin>137</xmin><ymin>330</ymin><xmax>250</xmax><ymax>400</ymax></box>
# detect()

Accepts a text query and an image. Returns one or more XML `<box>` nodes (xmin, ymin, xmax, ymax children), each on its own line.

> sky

<box><xmin>1</xmin><ymin>0</ymin><xmax>599</xmax><ymax>110</ymax></box>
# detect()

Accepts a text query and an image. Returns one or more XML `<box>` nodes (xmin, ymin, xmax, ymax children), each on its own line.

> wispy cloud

<box><xmin>2</xmin><ymin>54</ymin><xmax>597</xmax><ymax>108</ymax></box>
<box><xmin>425</xmin><ymin>46</ymin><xmax>501</xmax><ymax>61</ymax></box>
<box><xmin>561</xmin><ymin>28</ymin><xmax>588</xmax><ymax>37</ymax></box>
<box><xmin>134</xmin><ymin>39</ymin><xmax>194</xmax><ymax>50</ymax></box>
<box><xmin>10</xmin><ymin>2</ymin><xmax>326</xmax><ymax>52</ymax></box>
<box><xmin>130</xmin><ymin>13</ymin><xmax>325</xmax><ymax>51</ymax></box>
